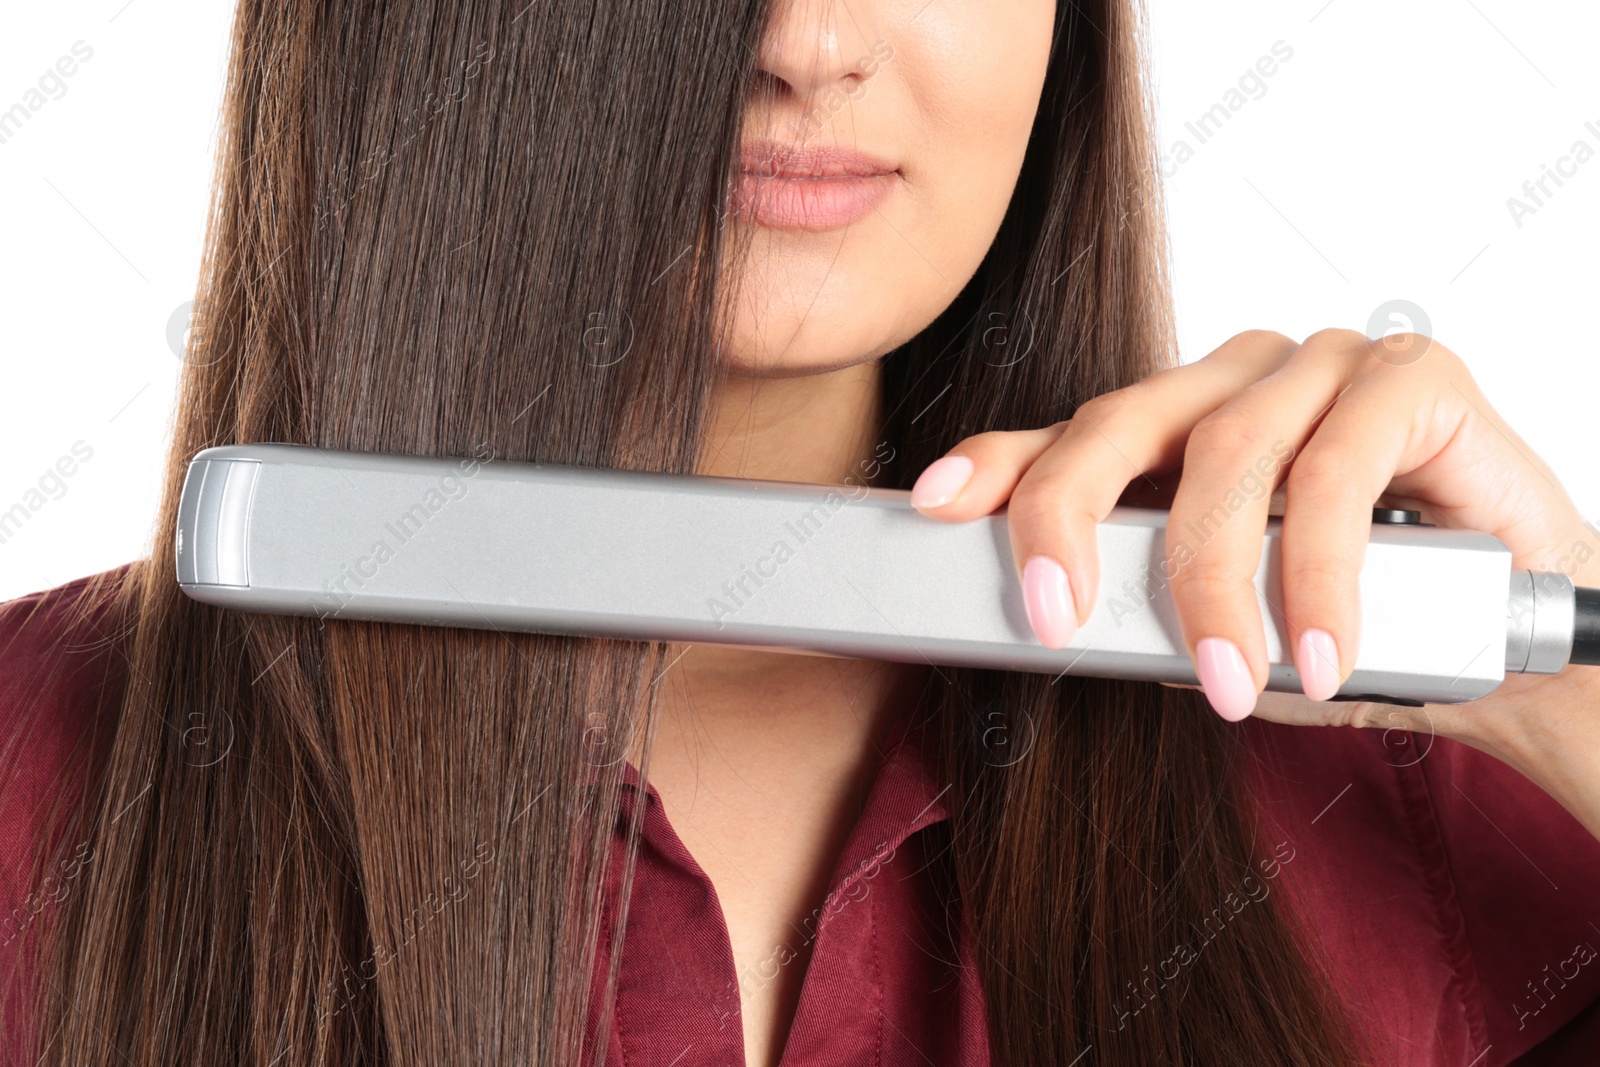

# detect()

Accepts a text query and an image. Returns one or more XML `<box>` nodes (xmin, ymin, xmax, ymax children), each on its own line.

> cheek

<box><xmin>845</xmin><ymin>5</ymin><xmax>1051</xmax><ymax>337</ymax></box>
<box><xmin>905</xmin><ymin>4</ymin><xmax>1055</xmax><ymax>234</ymax></box>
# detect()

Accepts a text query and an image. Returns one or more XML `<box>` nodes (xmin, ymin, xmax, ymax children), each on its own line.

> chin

<box><xmin>717</xmin><ymin>239</ymin><xmax>939</xmax><ymax>378</ymax></box>
<box><xmin>720</xmin><ymin>314</ymin><xmax>904</xmax><ymax>377</ymax></box>
<box><xmin>720</xmin><ymin>281</ymin><xmax>921</xmax><ymax>382</ymax></box>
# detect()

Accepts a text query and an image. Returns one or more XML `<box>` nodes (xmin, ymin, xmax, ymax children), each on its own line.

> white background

<box><xmin>1</xmin><ymin>1</ymin><xmax>1596</xmax><ymax>602</ymax></box>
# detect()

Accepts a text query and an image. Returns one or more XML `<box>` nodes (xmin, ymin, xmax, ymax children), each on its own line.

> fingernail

<box><xmin>1022</xmin><ymin>556</ymin><xmax>1077</xmax><ymax>649</ymax></box>
<box><xmin>1195</xmin><ymin>637</ymin><xmax>1256</xmax><ymax>721</ymax></box>
<box><xmin>910</xmin><ymin>455</ymin><xmax>974</xmax><ymax>510</ymax></box>
<box><xmin>1297</xmin><ymin>628</ymin><xmax>1341</xmax><ymax>701</ymax></box>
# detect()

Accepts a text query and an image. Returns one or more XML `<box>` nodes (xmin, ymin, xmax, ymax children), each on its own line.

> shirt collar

<box><xmin>613</xmin><ymin>705</ymin><xmax>951</xmax><ymax>897</ymax></box>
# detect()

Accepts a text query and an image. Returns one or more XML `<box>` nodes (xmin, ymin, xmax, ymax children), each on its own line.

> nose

<box><xmin>754</xmin><ymin>0</ymin><xmax>880</xmax><ymax>127</ymax></box>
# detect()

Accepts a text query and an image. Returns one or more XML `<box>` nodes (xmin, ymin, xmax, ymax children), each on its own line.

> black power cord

<box><xmin>1572</xmin><ymin>587</ymin><xmax>1600</xmax><ymax>666</ymax></box>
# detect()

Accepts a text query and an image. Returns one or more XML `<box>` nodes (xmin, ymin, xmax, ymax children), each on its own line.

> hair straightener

<box><xmin>174</xmin><ymin>443</ymin><xmax>1600</xmax><ymax>706</ymax></box>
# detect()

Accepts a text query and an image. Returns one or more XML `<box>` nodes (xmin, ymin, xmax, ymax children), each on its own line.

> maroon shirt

<box><xmin>5</xmin><ymin>569</ymin><xmax>1600</xmax><ymax>1065</ymax></box>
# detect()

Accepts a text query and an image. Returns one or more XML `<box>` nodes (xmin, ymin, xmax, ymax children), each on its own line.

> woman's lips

<box><xmin>733</xmin><ymin>141</ymin><xmax>900</xmax><ymax>231</ymax></box>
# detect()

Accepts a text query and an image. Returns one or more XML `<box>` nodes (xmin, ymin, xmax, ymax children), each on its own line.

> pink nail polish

<box><xmin>1195</xmin><ymin>637</ymin><xmax>1256</xmax><ymax>721</ymax></box>
<box><xmin>910</xmin><ymin>455</ymin><xmax>974</xmax><ymax>510</ymax></box>
<box><xmin>1297</xmin><ymin>628</ymin><xmax>1341</xmax><ymax>701</ymax></box>
<box><xmin>1022</xmin><ymin>556</ymin><xmax>1077</xmax><ymax>650</ymax></box>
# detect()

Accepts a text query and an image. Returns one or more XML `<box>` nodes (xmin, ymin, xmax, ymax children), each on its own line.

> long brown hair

<box><xmin>3</xmin><ymin>0</ymin><xmax>1365</xmax><ymax>1063</ymax></box>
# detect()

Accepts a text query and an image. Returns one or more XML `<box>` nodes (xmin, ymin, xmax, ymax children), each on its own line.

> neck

<box><xmin>695</xmin><ymin>358</ymin><xmax>886</xmax><ymax>485</ymax></box>
<box><xmin>649</xmin><ymin>356</ymin><xmax>921</xmax><ymax>760</ymax></box>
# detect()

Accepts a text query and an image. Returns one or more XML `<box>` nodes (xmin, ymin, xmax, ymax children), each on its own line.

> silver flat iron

<box><xmin>174</xmin><ymin>443</ymin><xmax>1598</xmax><ymax>705</ymax></box>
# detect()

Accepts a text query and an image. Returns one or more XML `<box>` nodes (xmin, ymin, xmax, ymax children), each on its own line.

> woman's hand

<box><xmin>908</xmin><ymin>329</ymin><xmax>1600</xmax><ymax>834</ymax></box>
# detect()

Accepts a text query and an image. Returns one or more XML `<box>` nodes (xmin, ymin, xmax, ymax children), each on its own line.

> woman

<box><xmin>2</xmin><ymin>0</ymin><xmax>1598</xmax><ymax>1064</ymax></box>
